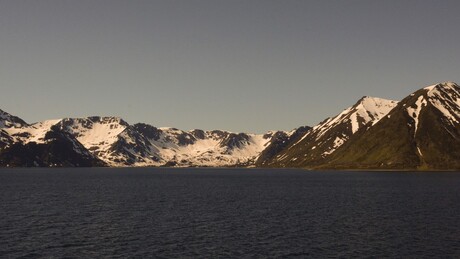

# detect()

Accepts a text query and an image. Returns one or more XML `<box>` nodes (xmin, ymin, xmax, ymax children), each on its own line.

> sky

<box><xmin>0</xmin><ymin>0</ymin><xmax>459</xmax><ymax>133</ymax></box>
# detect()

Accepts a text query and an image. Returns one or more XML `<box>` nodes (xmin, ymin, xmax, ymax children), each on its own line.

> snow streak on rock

<box><xmin>292</xmin><ymin>97</ymin><xmax>397</xmax><ymax>154</ymax></box>
<box><xmin>426</xmin><ymin>82</ymin><xmax>460</xmax><ymax>126</ymax></box>
<box><xmin>407</xmin><ymin>95</ymin><xmax>427</xmax><ymax>136</ymax></box>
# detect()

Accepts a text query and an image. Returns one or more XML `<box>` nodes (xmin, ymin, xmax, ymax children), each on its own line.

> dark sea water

<box><xmin>1</xmin><ymin>168</ymin><xmax>460</xmax><ymax>258</ymax></box>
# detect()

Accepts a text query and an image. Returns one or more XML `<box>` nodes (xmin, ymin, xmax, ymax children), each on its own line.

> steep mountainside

<box><xmin>55</xmin><ymin>117</ymin><xmax>146</xmax><ymax>166</ymax></box>
<box><xmin>0</xmin><ymin>109</ymin><xmax>26</xmax><ymax>148</ymax></box>
<box><xmin>0</xmin><ymin>125</ymin><xmax>105</xmax><ymax>167</ymax></box>
<box><xmin>320</xmin><ymin>82</ymin><xmax>460</xmax><ymax>170</ymax></box>
<box><xmin>0</xmin><ymin>109</ymin><xmax>27</xmax><ymax>129</ymax></box>
<box><xmin>0</xmin><ymin>129</ymin><xmax>13</xmax><ymax>149</ymax></box>
<box><xmin>5</xmin><ymin>119</ymin><xmax>63</xmax><ymax>144</ymax></box>
<box><xmin>0</xmin><ymin>113</ymin><xmax>104</xmax><ymax>167</ymax></box>
<box><xmin>255</xmin><ymin>126</ymin><xmax>311</xmax><ymax>166</ymax></box>
<box><xmin>263</xmin><ymin>97</ymin><xmax>398</xmax><ymax>167</ymax></box>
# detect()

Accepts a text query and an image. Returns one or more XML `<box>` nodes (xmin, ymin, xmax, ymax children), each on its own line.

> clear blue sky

<box><xmin>0</xmin><ymin>0</ymin><xmax>459</xmax><ymax>133</ymax></box>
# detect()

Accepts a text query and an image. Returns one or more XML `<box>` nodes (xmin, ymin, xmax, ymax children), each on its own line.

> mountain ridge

<box><xmin>257</xmin><ymin>96</ymin><xmax>398</xmax><ymax>167</ymax></box>
<box><xmin>314</xmin><ymin>82</ymin><xmax>460</xmax><ymax>170</ymax></box>
<box><xmin>0</xmin><ymin>113</ymin><xmax>285</xmax><ymax>167</ymax></box>
<box><xmin>1</xmin><ymin>81</ymin><xmax>460</xmax><ymax>170</ymax></box>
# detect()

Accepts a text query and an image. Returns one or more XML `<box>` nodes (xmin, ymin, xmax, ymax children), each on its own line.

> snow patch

<box><xmin>5</xmin><ymin>119</ymin><xmax>62</xmax><ymax>143</ymax></box>
<box><xmin>322</xmin><ymin>136</ymin><xmax>345</xmax><ymax>156</ymax></box>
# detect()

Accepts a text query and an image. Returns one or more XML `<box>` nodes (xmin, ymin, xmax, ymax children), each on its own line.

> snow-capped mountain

<box><xmin>421</xmin><ymin>81</ymin><xmax>460</xmax><ymax>130</ymax></box>
<box><xmin>0</xmin><ymin>109</ymin><xmax>27</xmax><ymax>129</ymax></box>
<box><xmin>5</xmin><ymin>119</ymin><xmax>63</xmax><ymax>144</ymax></box>
<box><xmin>56</xmin><ymin>117</ymin><xmax>276</xmax><ymax>166</ymax></box>
<box><xmin>2</xmin><ymin>81</ymin><xmax>460</xmax><ymax>169</ymax></box>
<box><xmin>55</xmin><ymin>117</ymin><xmax>142</xmax><ymax>165</ymax></box>
<box><xmin>0</xmin><ymin>123</ymin><xmax>103</xmax><ymax>167</ymax></box>
<box><xmin>0</xmin><ymin>112</ymin><xmax>104</xmax><ymax>166</ymax></box>
<box><xmin>320</xmin><ymin>82</ymin><xmax>460</xmax><ymax>170</ymax></box>
<box><xmin>1</xmin><ymin>115</ymin><xmax>277</xmax><ymax>167</ymax></box>
<box><xmin>261</xmin><ymin>96</ymin><xmax>398</xmax><ymax>167</ymax></box>
<box><xmin>144</xmin><ymin>128</ymin><xmax>274</xmax><ymax>167</ymax></box>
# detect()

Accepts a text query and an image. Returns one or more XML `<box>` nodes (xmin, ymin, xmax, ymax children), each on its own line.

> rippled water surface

<box><xmin>1</xmin><ymin>168</ymin><xmax>460</xmax><ymax>258</ymax></box>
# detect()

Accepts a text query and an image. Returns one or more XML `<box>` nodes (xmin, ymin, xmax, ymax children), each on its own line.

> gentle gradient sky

<box><xmin>0</xmin><ymin>0</ymin><xmax>459</xmax><ymax>133</ymax></box>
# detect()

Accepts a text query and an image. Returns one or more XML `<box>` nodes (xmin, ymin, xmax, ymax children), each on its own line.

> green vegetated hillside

<box><xmin>260</xmin><ymin>82</ymin><xmax>460</xmax><ymax>170</ymax></box>
<box><xmin>257</xmin><ymin>96</ymin><xmax>398</xmax><ymax>168</ymax></box>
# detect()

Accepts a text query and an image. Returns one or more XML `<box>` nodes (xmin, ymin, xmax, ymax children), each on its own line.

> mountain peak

<box><xmin>357</xmin><ymin>95</ymin><xmax>377</xmax><ymax>102</ymax></box>
<box><xmin>424</xmin><ymin>81</ymin><xmax>459</xmax><ymax>91</ymax></box>
<box><xmin>0</xmin><ymin>109</ymin><xmax>28</xmax><ymax>129</ymax></box>
<box><xmin>86</xmin><ymin>116</ymin><xmax>129</xmax><ymax>126</ymax></box>
<box><xmin>60</xmin><ymin>116</ymin><xmax>130</xmax><ymax>130</ymax></box>
<box><xmin>349</xmin><ymin>96</ymin><xmax>398</xmax><ymax>133</ymax></box>
<box><xmin>417</xmin><ymin>81</ymin><xmax>460</xmax><ymax>126</ymax></box>
<box><xmin>355</xmin><ymin>96</ymin><xmax>398</xmax><ymax>114</ymax></box>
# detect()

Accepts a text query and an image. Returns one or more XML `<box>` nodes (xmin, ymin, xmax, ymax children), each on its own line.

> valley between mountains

<box><xmin>2</xmin><ymin>82</ymin><xmax>460</xmax><ymax>170</ymax></box>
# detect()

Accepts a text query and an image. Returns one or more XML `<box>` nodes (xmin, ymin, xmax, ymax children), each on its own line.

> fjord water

<box><xmin>1</xmin><ymin>168</ymin><xmax>459</xmax><ymax>258</ymax></box>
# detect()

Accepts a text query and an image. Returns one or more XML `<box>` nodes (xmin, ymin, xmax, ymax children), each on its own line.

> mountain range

<box><xmin>1</xmin><ymin>82</ymin><xmax>460</xmax><ymax>170</ymax></box>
